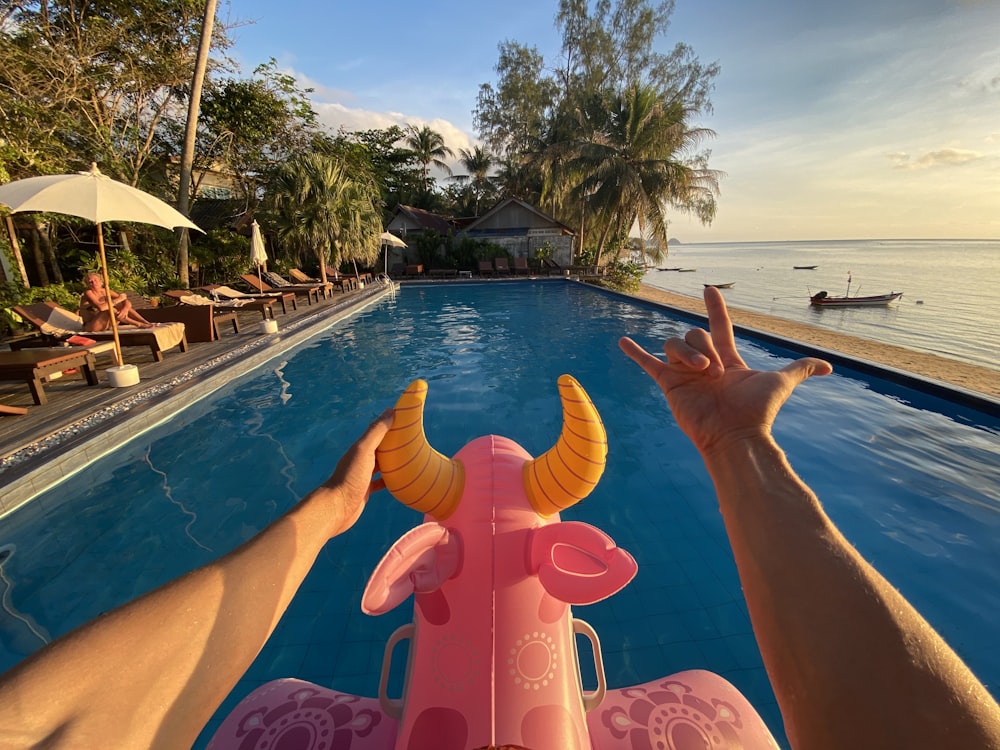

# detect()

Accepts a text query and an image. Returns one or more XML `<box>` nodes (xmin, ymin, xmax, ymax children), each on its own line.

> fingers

<box><xmin>703</xmin><ymin>287</ymin><xmax>746</xmax><ymax>370</ymax></box>
<box><xmin>618</xmin><ymin>336</ymin><xmax>666</xmax><ymax>378</ymax></box>
<box><xmin>620</xmin><ymin>334</ymin><xmax>713</xmax><ymax>375</ymax></box>
<box><xmin>679</xmin><ymin>328</ymin><xmax>720</xmax><ymax>375</ymax></box>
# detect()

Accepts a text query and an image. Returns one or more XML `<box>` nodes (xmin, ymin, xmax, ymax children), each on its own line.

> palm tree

<box><xmin>566</xmin><ymin>84</ymin><xmax>722</xmax><ymax>266</ymax></box>
<box><xmin>404</xmin><ymin>124</ymin><xmax>454</xmax><ymax>190</ymax></box>
<box><xmin>450</xmin><ymin>145</ymin><xmax>495</xmax><ymax>215</ymax></box>
<box><xmin>268</xmin><ymin>154</ymin><xmax>381</xmax><ymax>283</ymax></box>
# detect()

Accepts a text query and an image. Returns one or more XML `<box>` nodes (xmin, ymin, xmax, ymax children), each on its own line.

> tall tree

<box><xmin>177</xmin><ymin>0</ymin><xmax>219</xmax><ymax>287</ymax></box>
<box><xmin>0</xmin><ymin>0</ymin><xmax>233</xmax><ymax>186</ymax></box>
<box><xmin>403</xmin><ymin>124</ymin><xmax>454</xmax><ymax>189</ymax></box>
<box><xmin>449</xmin><ymin>145</ymin><xmax>496</xmax><ymax>215</ymax></box>
<box><xmin>325</xmin><ymin>126</ymin><xmax>423</xmax><ymax>219</ymax></box>
<box><xmin>473</xmin><ymin>0</ymin><xmax>720</xmax><ymax>260</ymax></box>
<box><xmin>267</xmin><ymin>154</ymin><xmax>381</xmax><ymax>283</ymax></box>
<box><xmin>199</xmin><ymin>61</ymin><xmax>322</xmax><ymax>209</ymax></box>
<box><xmin>570</xmin><ymin>83</ymin><xmax>721</xmax><ymax>265</ymax></box>
<box><xmin>474</xmin><ymin>42</ymin><xmax>558</xmax><ymax>160</ymax></box>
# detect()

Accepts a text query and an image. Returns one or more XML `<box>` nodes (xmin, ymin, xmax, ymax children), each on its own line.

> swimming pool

<box><xmin>1</xmin><ymin>281</ymin><xmax>997</xmax><ymax>748</ymax></box>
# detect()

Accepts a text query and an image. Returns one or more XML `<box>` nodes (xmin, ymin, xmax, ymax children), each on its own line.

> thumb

<box><xmin>358</xmin><ymin>408</ymin><xmax>395</xmax><ymax>451</ymax></box>
<box><xmin>780</xmin><ymin>356</ymin><xmax>833</xmax><ymax>388</ymax></box>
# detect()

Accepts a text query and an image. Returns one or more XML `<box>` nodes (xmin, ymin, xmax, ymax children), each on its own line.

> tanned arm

<box><xmin>620</xmin><ymin>288</ymin><xmax>1000</xmax><ymax>749</ymax></box>
<box><xmin>0</xmin><ymin>410</ymin><xmax>393</xmax><ymax>750</ymax></box>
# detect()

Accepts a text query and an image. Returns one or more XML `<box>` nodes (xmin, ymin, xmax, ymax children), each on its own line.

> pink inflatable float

<box><xmin>209</xmin><ymin>376</ymin><xmax>779</xmax><ymax>750</ymax></box>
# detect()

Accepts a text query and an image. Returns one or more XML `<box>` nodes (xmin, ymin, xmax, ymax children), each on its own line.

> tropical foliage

<box><xmin>474</xmin><ymin>0</ymin><xmax>721</xmax><ymax>262</ymax></box>
<box><xmin>266</xmin><ymin>154</ymin><xmax>381</xmax><ymax>281</ymax></box>
<box><xmin>0</xmin><ymin>0</ymin><xmax>719</xmax><ymax>305</ymax></box>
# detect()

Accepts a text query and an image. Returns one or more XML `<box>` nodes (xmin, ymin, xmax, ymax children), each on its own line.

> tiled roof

<box><xmin>392</xmin><ymin>205</ymin><xmax>456</xmax><ymax>234</ymax></box>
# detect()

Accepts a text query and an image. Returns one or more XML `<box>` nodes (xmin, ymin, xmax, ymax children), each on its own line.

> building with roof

<box><xmin>459</xmin><ymin>198</ymin><xmax>575</xmax><ymax>265</ymax></box>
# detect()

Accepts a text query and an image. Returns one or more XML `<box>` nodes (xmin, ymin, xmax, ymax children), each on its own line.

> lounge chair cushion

<box><xmin>179</xmin><ymin>294</ymin><xmax>214</xmax><ymax>306</ymax></box>
<box><xmin>211</xmin><ymin>285</ymin><xmax>255</xmax><ymax>298</ymax></box>
<box><xmin>263</xmin><ymin>271</ymin><xmax>290</xmax><ymax>287</ymax></box>
<box><xmin>38</xmin><ymin>306</ymin><xmax>87</xmax><ymax>337</ymax></box>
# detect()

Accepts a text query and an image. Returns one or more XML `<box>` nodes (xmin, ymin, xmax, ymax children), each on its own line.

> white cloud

<box><xmin>270</xmin><ymin>63</ymin><xmax>478</xmax><ymax>174</ymax></box>
<box><xmin>885</xmin><ymin>148</ymin><xmax>983</xmax><ymax>170</ymax></box>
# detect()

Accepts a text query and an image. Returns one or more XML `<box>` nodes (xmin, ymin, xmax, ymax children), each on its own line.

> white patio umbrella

<box><xmin>0</xmin><ymin>163</ymin><xmax>202</xmax><ymax>379</ymax></box>
<box><xmin>379</xmin><ymin>230</ymin><xmax>406</xmax><ymax>274</ymax></box>
<box><xmin>250</xmin><ymin>220</ymin><xmax>268</xmax><ymax>279</ymax></box>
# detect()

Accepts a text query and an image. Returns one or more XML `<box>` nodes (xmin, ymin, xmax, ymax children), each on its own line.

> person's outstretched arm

<box><xmin>0</xmin><ymin>410</ymin><xmax>394</xmax><ymax>750</ymax></box>
<box><xmin>620</xmin><ymin>288</ymin><xmax>1000</xmax><ymax>749</ymax></box>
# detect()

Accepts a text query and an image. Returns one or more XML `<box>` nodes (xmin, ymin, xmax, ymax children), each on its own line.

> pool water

<box><xmin>1</xmin><ymin>281</ymin><xmax>997</xmax><ymax>748</ymax></box>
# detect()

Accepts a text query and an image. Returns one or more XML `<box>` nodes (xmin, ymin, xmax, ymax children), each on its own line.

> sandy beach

<box><xmin>634</xmin><ymin>284</ymin><xmax>1000</xmax><ymax>400</ymax></box>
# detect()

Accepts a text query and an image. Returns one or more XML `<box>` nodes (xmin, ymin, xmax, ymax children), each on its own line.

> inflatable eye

<box><xmin>376</xmin><ymin>380</ymin><xmax>464</xmax><ymax>520</ymax></box>
<box><xmin>523</xmin><ymin>375</ymin><xmax>607</xmax><ymax>517</ymax></box>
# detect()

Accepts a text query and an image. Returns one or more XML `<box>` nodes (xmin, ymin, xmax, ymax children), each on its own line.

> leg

<box><xmin>28</xmin><ymin>374</ymin><xmax>48</xmax><ymax>405</ymax></box>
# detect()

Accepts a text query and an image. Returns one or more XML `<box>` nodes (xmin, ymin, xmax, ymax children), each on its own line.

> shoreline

<box><xmin>634</xmin><ymin>284</ymin><xmax>1000</xmax><ymax>400</ymax></box>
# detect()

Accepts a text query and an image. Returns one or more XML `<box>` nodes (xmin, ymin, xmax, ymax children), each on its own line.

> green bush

<box><xmin>0</xmin><ymin>281</ymin><xmax>82</xmax><ymax>337</ymax></box>
<box><xmin>599</xmin><ymin>258</ymin><xmax>645</xmax><ymax>294</ymax></box>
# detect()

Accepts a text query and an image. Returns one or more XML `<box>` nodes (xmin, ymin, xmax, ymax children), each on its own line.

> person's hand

<box><xmin>314</xmin><ymin>408</ymin><xmax>394</xmax><ymax>536</ymax></box>
<box><xmin>619</xmin><ymin>288</ymin><xmax>832</xmax><ymax>456</ymax></box>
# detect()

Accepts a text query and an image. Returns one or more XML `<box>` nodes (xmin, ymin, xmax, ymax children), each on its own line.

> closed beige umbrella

<box><xmin>250</xmin><ymin>220</ymin><xmax>268</xmax><ymax>279</ymax></box>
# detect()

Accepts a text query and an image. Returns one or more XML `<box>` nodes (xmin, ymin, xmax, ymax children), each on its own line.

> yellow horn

<box><xmin>523</xmin><ymin>375</ymin><xmax>607</xmax><ymax>517</ymax></box>
<box><xmin>376</xmin><ymin>380</ymin><xmax>464</xmax><ymax>520</ymax></box>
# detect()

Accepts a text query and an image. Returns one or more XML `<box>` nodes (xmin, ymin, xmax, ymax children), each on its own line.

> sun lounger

<box><xmin>200</xmin><ymin>285</ymin><xmax>290</xmax><ymax>316</ymax></box>
<box><xmin>540</xmin><ymin>257</ymin><xmax>565</xmax><ymax>275</ymax></box>
<box><xmin>514</xmin><ymin>257</ymin><xmax>530</xmax><ymax>275</ymax></box>
<box><xmin>12</xmin><ymin>302</ymin><xmax>188</xmax><ymax>362</ymax></box>
<box><xmin>143</xmin><ymin>291</ymin><xmax>241</xmax><ymax>342</ymax></box>
<box><xmin>478</xmin><ymin>260</ymin><xmax>493</xmax><ymax>277</ymax></box>
<box><xmin>287</xmin><ymin>269</ymin><xmax>337</xmax><ymax>297</ymax></box>
<box><xmin>320</xmin><ymin>267</ymin><xmax>358</xmax><ymax>292</ymax></box>
<box><xmin>241</xmin><ymin>273</ymin><xmax>320</xmax><ymax>305</ymax></box>
<box><xmin>267</xmin><ymin>270</ymin><xmax>334</xmax><ymax>299</ymax></box>
<box><xmin>0</xmin><ymin>347</ymin><xmax>99</xmax><ymax>405</ymax></box>
<box><xmin>494</xmin><ymin>257</ymin><xmax>511</xmax><ymax>276</ymax></box>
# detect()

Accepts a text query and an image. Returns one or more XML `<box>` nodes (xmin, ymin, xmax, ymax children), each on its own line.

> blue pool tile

<box><xmin>678</xmin><ymin>607</ymin><xmax>721</xmax><ymax>640</ymax></box>
<box><xmin>260</xmin><ymin>642</ymin><xmax>309</xmax><ymax>675</ymax></box>
<box><xmin>728</xmin><ymin>632</ymin><xmax>767</xmax><ymax>670</ymax></box>
<box><xmin>706</xmin><ymin>600</ymin><xmax>754</xmax><ymax>635</ymax></box>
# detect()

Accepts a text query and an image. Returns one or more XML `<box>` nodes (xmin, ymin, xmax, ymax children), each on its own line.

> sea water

<box><xmin>643</xmin><ymin>239</ymin><xmax>999</xmax><ymax>370</ymax></box>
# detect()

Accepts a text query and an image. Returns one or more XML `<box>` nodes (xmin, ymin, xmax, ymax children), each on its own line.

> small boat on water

<box><xmin>704</xmin><ymin>282</ymin><xmax>735</xmax><ymax>289</ymax></box>
<box><xmin>794</xmin><ymin>265</ymin><xmax>818</xmax><ymax>270</ymax></box>
<box><xmin>809</xmin><ymin>290</ymin><xmax>903</xmax><ymax>307</ymax></box>
<box><xmin>677</xmin><ymin>268</ymin><xmax>696</xmax><ymax>272</ymax></box>
<box><xmin>657</xmin><ymin>267</ymin><xmax>682</xmax><ymax>271</ymax></box>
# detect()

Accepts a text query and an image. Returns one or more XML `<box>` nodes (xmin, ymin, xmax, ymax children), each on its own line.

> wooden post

<box><xmin>3</xmin><ymin>214</ymin><xmax>30</xmax><ymax>287</ymax></box>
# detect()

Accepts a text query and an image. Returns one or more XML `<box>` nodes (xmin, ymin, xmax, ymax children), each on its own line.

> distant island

<box><xmin>668</xmin><ymin>237</ymin><xmax>682</xmax><ymax>245</ymax></box>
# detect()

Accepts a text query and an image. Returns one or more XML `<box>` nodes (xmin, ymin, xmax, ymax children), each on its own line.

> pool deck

<box><xmin>2</xmin><ymin>276</ymin><xmax>997</xmax><ymax>518</ymax></box>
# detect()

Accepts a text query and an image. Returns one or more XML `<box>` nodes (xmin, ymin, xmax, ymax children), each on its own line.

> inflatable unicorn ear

<box><xmin>376</xmin><ymin>374</ymin><xmax>608</xmax><ymax>519</ymax></box>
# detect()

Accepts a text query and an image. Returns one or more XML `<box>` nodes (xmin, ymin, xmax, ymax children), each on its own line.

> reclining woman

<box><xmin>79</xmin><ymin>272</ymin><xmax>156</xmax><ymax>331</ymax></box>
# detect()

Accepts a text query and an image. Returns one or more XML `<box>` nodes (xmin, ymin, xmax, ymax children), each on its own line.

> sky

<box><xmin>222</xmin><ymin>0</ymin><xmax>1000</xmax><ymax>242</ymax></box>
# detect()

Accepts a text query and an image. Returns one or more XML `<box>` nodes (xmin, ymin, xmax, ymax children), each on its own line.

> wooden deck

<box><xmin>0</xmin><ymin>283</ymin><xmax>392</xmax><ymax>511</ymax></box>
